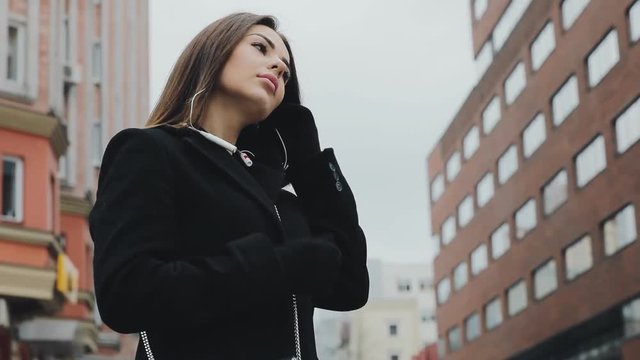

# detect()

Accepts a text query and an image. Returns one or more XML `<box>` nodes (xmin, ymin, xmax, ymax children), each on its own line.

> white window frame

<box><xmin>534</xmin><ymin>259</ymin><xmax>558</xmax><ymax>300</ymax></box>
<box><xmin>522</xmin><ymin>113</ymin><xmax>547</xmax><ymax>158</ymax></box>
<box><xmin>531</xmin><ymin>21</ymin><xmax>556</xmax><ymax>71</ymax></box>
<box><xmin>542</xmin><ymin>169</ymin><xmax>568</xmax><ymax>216</ymax></box>
<box><xmin>564</xmin><ymin>235</ymin><xmax>593</xmax><ymax>280</ymax></box>
<box><xmin>552</xmin><ymin>75</ymin><xmax>580</xmax><ymax>126</ymax></box>
<box><xmin>482</xmin><ymin>96</ymin><xmax>502</xmax><ymax>135</ymax></box>
<box><xmin>1</xmin><ymin>156</ymin><xmax>25</xmax><ymax>223</ymax></box>
<box><xmin>614</xmin><ymin>96</ymin><xmax>640</xmax><ymax>154</ymax></box>
<box><xmin>504</xmin><ymin>61</ymin><xmax>527</xmax><ymax>105</ymax></box>
<box><xmin>0</xmin><ymin>1</ymin><xmax>39</xmax><ymax>100</ymax></box>
<box><xmin>575</xmin><ymin>135</ymin><xmax>607</xmax><ymax>188</ymax></box>
<box><xmin>491</xmin><ymin>222</ymin><xmax>511</xmax><ymax>259</ymax></box>
<box><xmin>476</xmin><ymin>172</ymin><xmax>495</xmax><ymax>208</ymax></box>
<box><xmin>587</xmin><ymin>29</ymin><xmax>620</xmax><ymax>88</ymax></box>
<box><xmin>515</xmin><ymin>198</ymin><xmax>538</xmax><ymax>239</ymax></box>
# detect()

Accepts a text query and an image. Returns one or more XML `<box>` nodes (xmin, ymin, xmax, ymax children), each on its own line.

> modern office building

<box><xmin>427</xmin><ymin>0</ymin><xmax>640</xmax><ymax>359</ymax></box>
<box><xmin>0</xmin><ymin>0</ymin><xmax>148</xmax><ymax>358</ymax></box>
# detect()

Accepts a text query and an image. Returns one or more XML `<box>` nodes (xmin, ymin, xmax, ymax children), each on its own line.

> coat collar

<box><xmin>159</xmin><ymin>125</ymin><xmax>282</xmax><ymax>224</ymax></box>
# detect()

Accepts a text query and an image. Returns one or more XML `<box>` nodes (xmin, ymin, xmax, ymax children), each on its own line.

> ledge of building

<box><xmin>0</xmin><ymin>103</ymin><xmax>69</xmax><ymax>158</ymax></box>
<box><xmin>0</xmin><ymin>223</ymin><xmax>63</xmax><ymax>254</ymax></box>
<box><xmin>61</xmin><ymin>194</ymin><xmax>93</xmax><ymax>216</ymax></box>
<box><xmin>0</xmin><ymin>263</ymin><xmax>56</xmax><ymax>300</ymax></box>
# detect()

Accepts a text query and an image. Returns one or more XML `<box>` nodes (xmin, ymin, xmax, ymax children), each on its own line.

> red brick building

<box><xmin>0</xmin><ymin>0</ymin><xmax>148</xmax><ymax>358</ymax></box>
<box><xmin>427</xmin><ymin>0</ymin><xmax>640</xmax><ymax>359</ymax></box>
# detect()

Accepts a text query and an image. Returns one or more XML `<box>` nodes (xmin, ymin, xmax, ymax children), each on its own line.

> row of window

<box><xmin>442</xmin><ymin>203</ymin><xmax>637</xmax><ymax>353</ymax></box>
<box><xmin>431</xmin><ymin>0</ymin><xmax>640</xmax><ymax>203</ymax></box>
<box><xmin>436</xmin><ymin>106</ymin><xmax>640</xmax><ymax>305</ymax></box>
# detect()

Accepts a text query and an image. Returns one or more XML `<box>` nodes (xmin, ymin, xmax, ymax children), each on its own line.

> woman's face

<box><xmin>217</xmin><ymin>24</ymin><xmax>291</xmax><ymax>121</ymax></box>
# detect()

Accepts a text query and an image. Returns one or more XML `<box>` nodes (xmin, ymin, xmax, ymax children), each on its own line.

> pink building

<box><xmin>0</xmin><ymin>0</ymin><xmax>149</xmax><ymax>358</ymax></box>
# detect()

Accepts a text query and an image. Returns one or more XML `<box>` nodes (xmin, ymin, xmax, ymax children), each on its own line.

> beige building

<box><xmin>0</xmin><ymin>0</ymin><xmax>148</xmax><ymax>358</ymax></box>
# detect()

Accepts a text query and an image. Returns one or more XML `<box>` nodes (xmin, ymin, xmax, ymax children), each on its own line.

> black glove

<box><xmin>261</xmin><ymin>103</ymin><xmax>321</xmax><ymax>168</ymax></box>
<box><xmin>275</xmin><ymin>235</ymin><xmax>342</xmax><ymax>297</ymax></box>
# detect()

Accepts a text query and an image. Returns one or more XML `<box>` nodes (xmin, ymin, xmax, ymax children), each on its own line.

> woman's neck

<box><xmin>199</xmin><ymin>95</ymin><xmax>246</xmax><ymax>145</ymax></box>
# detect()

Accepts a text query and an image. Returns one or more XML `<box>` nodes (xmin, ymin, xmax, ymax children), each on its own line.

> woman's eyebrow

<box><xmin>248</xmin><ymin>33</ymin><xmax>291</xmax><ymax>71</ymax></box>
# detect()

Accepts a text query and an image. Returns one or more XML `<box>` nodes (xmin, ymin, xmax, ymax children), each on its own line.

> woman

<box><xmin>89</xmin><ymin>12</ymin><xmax>369</xmax><ymax>360</ymax></box>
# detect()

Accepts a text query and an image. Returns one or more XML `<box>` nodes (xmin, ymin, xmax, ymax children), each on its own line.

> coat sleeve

<box><xmin>89</xmin><ymin>128</ymin><xmax>290</xmax><ymax>333</ymax></box>
<box><xmin>286</xmin><ymin>148</ymin><xmax>369</xmax><ymax>311</ymax></box>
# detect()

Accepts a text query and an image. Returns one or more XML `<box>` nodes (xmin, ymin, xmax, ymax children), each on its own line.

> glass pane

<box><xmin>493</xmin><ymin>0</ymin><xmax>533</xmax><ymax>51</ymax></box>
<box><xmin>2</xmin><ymin>160</ymin><xmax>16</xmax><ymax>217</ymax></box>
<box><xmin>485</xmin><ymin>298</ymin><xmax>503</xmax><ymax>330</ymax></box>
<box><xmin>442</xmin><ymin>216</ymin><xmax>457</xmax><ymax>245</ymax></box>
<box><xmin>604</xmin><ymin>205</ymin><xmax>637</xmax><ymax>256</ymax></box>
<box><xmin>508</xmin><ymin>280</ymin><xmax>528</xmax><ymax>316</ymax></box>
<box><xmin>631</xmin><ymin>0</ymin><xmax>640</xmax><ymax>42</ymax></box>
<box><xmin>471</xmin><ymin>244</ymin><xmax>488</xmax><ymax>275</ymax></box>
<box><xmin>534</xmin><ymin>259</ymin><xmax>558</xmax><ymax>299</ymax></box>
<box><xmin>543</xmin><ymin>170</ymin><xmax>568</xmax><ymax>215</ymax></box>
<box><xmin>465</xmin><ymin>313</ymin><xmax>481</xmax><ymax>341</ymax></box>
<box><xmin>552</xmin><ymin>75</ymin><xmax>579</xmax><ymax>126</ymax></box>
<box><xmin>447</xmin><ymin>152</ymin><xmax>461</xmax><ymax>182</ymax></box>
<box><xmin>437</xmin><ymin>278</ymin><xmax>451</xmax><ymax>304</ymax></box>
<box><xmin>464</xmin><ymin>126</ymin><xmax>480</xmax><ymax>160</ymax></box>
<box><xmin>504</xmin><ymin>62</ymin><xmax>526</xmax><ymax>105</ymax></box>
<box><xmin>587</xmin><ymin>30</ymin><xmax>620</xmax><ymax>88</ymax></box>
<box><xmin>475</xmin><ymin>40</ymin><xmax>493</xmax><ymax>79</ymax></box>
<box><xmin>458</xmin><ymin>196</ymin><xmax>474</xmax><ymax>228</ymax></box>
<box><xmin>477</xmin><ymin>172</ymin><xmax>495</xmax><ymax>208</ymax></box>
<box><xmin>7</xmin><ymin>26</ymin><xmax>18</xmax><ymax>80</ymax></box>
<box><xmin>448</xmin><ymin>326</ymin><xmax>462</xmax><ymax>352</ymax></box>
<box><xmin>498</xmin><ymin>145</ymin><xmax>519</xmax><ymax>184</ymax></box>
<box><xmin>531</xmin><ymin>22</ymin><xmax>556</xmax><ymax>71</ymax></box>
<box><xmin>615</xmin><ymin>97</ymin><xmax>640</xmax><ymax>154</ymax></box>
<box><xmin>516</xmin><ymin>199</ymin><xmax>537</xmax><ymax>239</ymax></box>
<box><xmin>523</xmin><ymin>113</ymin><xmax>547</xmax><ymax>158</ymax></box>
<box><xmin>565</xmin><ymin>235</ymin><xmax>593</xmax><ymax>280</ymax></box>
<box><xmin>576</xmin><ymin>135</ymin><xmax>607</xmax><ymax>188</ymax></box>
<box><xmin>491</xmin><ymin>223</ymin><xmax>511</xmax><ymax>259</ymax></box>
<box><xmin>483</xmin><ymin>96</ymin><xmax>502</xmax><ymax>135</ymax></box>
<box><xmin>562</xmin><ymin>0</ymin><xmax>591</xmax><ymax>30</ymax></box>
<box><xmin>431</xmin><ymin>174</ymin><xmax>445</xmax><ymax>202</ymax></box>
<box><xmin>454</xmin><ymin>262</ymin><xmax>468</xmax><ymax>290</ymax></box>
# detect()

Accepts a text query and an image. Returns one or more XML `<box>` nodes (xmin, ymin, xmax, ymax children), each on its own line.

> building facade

<box><xmin>427</xmin><ymin>0</ymin><xmax>640</xmax><ymax>359</ymax></box>
<box><xmin>0</xmin><ymin>0</ymin><xmax>148</xmax><ymax>358</ymax></box>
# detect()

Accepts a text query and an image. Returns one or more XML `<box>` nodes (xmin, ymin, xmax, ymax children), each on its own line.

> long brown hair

<box><xmin>145</xmin><ymin>13</ymin><xmax>300</xmax><ymax>128</ymax></box>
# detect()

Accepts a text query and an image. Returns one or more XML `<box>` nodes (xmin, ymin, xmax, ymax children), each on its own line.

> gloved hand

<box><xmin>275</xmin><ymin>234</ymin><xmax>342</xmax><ymax>297</ymax></box>
<box><xmin>261</xmin><ymin>103</ymin><xmax>321</xmax><ymax>168</ymax></box>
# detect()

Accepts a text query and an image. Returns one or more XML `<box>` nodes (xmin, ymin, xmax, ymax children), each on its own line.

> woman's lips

<box><xmin>257</xmin><ymin>74</ymin><xmax>278</xmax><ymax>94</ymax></box>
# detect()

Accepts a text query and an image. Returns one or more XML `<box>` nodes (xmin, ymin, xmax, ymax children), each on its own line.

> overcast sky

<box><xmin>149</xmin><ymin>0</ymin><xmax>477</xmax><ymax>263</ymax></box>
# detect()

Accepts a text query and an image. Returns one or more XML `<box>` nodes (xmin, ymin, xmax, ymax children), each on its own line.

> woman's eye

<box><xmin>283</xmin><ymin>71</ymin><xmax>291</xmax><ymax>84</ymax></box>
<box><xmin>252</xmin><ymin>42</ymin><xmax>267</xmax><ymax>54</ymax></box>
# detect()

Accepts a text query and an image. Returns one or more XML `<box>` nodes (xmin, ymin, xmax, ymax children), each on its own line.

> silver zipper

<box><xmin>274</xmin><ymin>204</ymin><xmax>303</xmax><ymax>360</ymax></box>
<box><xmin>140</xmin><ymin>206</ymin><xmax>301</xmax><ymax>360</ymax></box>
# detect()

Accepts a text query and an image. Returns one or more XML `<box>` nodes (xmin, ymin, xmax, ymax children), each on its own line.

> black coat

<box><xmin>88</xmin><ymin>124</ymin><xmax>369</xmax><ymax>360</ymax></box>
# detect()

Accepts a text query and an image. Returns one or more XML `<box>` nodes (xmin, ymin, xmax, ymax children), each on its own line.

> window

<box><xmin>465</xmin><ymin>313</ymin><xmax>481</xmax><ymax>342</ymax></box>
<box><xmin>504</xmin><ymin>62</ymin><xmax>526</xmax><ymax>105</ymax></box>
<box><xmin>92</xmin><ymin>41</ymin><xmax>102</xmax><ymax>81</ymax></box>
<box><xmin>397</xmin><ymin>279</ymin><xmax>411</xmax><ymax>292</ymax></box>
<box><xmin>475</xmin><ymin>40</ymin><xmax>494</xmax><ymax>79</ymax></box>
<box><xmin>476</xmin><ymin>172</ymin><xmax>495</xmax><ymax>208</ymax></box>
<box><xmin>491</xmin><ymin>223</ymin><xmax>511</xmax><ymax>259</ymax></box>
<box><xmin>431</xmin><ymin>174</ymin><xmax>445</xmax><ymax>202</ymax></box>
<box><xmin>498</xmin><ymin>145</ymin><xmax>518</xmax><ymax>184</ymax></box>
<box><xmin>474</xmin><ymin>0</ymin><xmax>488</xmax><ymax>20</ymax></box>
<box><xmin>446</xmin><ymin>152</ymin><xmax>461</xmax><ymax>182</ymax></box>
<box><xmin>389</xmin><ymin>323</ymin><xmax>398</xmax><ymax>336</ymax></box>
<box><xmin>485</xmin><ymin>298</ymin><xmax>503</xmax><ymax>330</ymax></box>
<box><xmin>2</xmin><ymin>157</ymin><xmax>24</xmax><ymax>222</ymax></box>
<box><xmin>587</xmin><ymin>30</ymin><xmax>620</xmax><ymax>88</ymax></box>
<box><xmin>7</xmin><ymin>21</ymin><xmax>26</xmax><ymax>83</ymax></box>
<box><xmin>603</xmin><ymin>204</ymin><xmax>637</xmax><ymax>256</ymax></box>
<box><xmin>458</xmin><ymin>196</ymin><xmax>474</xmax><ymax>228</ymax></box>
<box><xmin>623</xmin><ymin>297</ymin><xmax>640</xmax><ymax>338</ymax></box>
<box><xmin>614</xmin><ymin>97</ymin><xmax>640</xmax><ymax>154</ymax></box>
<box><xmin>448</xmin><ymin>326</ymin><xmax>462</xmax><ymax>352</ymax></box>
<box><xmin>543</xmin><ymin>170</ymin><xmax>568</xmax><ymax>215</ymax></box>
<box><xmin>515</xmin><ymin>199</ymin><xmax>537</xmax><ymax>239</ymax></box>
<box><xmin>565</xmin><ymin>235</ymin><xmax>593</xmax><ymax>280</ymax></box>
<box><xmin>464</xmin><ymin>126</ymin><xmax>480</xmax><ymax>160</ymax></box>
<box><xmin>562</xmin><ymin>0</ymin><xmax>590</xmax><ymax>30</ymax></box>
<box><xmin>575</xmin><ymin>135</ymin><xmax>606</xmax><ymax>188</ymax></box>
<box><xmin>471</xmin><ymin>244</ymin><xmax>488</xmax><ymax>275</ymax></box>
<box><xmin>482</xmin><ymin>96</ymin><xmax>501</xmax><ymax>135</ymax></box>
<box><xmin>531</xmin><ymin>22</ymin><xmax>556</xmax><ymax>71</ymax></box>
<box><xmin>437</xmin><ymin>278</ymin><xmax>451</xmax><ymax>304</ymax></box>
<box><xmin>453</xmin><ymin>262</ymin><xmax>468</xmax><ymax>291</ymax></box>
<box><xmin>442</xmin><ymin>216</ymin><xmax>457</xmax><ymax>245</ymax></box>
<box><xmin>493</xmin><ymin>0</ymin><xmax>533</xmax><ymax>52</ymax></box>
<box><xmin>523</xmin><ymin>113</ymin><xmax>547</xmax><ymax>158</ymax></box>
<box><xmin>631</xmin><ymin>0</ymin><xmax>640</xmax><ymax>43</ymax></box>
<box><xmin>507</xmin><ymin>280</ymin><xmax>528</xmax><ymax>316</ymax></box>
<box><xmin>92</xmin><ymin>121</ymin><xmax>103</xmax><ymax>166</ymax></box>
<box><xmin>552</xmin><ymin>75</ymin><xmax>579</xmax><ymax>126</ymax></box>
<box><xmin>534</xmin><ymin>259</ymin><xmax>558</xmax><ymax>300</ymax></box>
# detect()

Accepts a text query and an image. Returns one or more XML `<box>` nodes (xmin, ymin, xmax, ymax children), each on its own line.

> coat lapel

<box><xmin>178</xmin><ymin>128</ymin><xmax>281</xmax><ymax>224</ymax></box>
